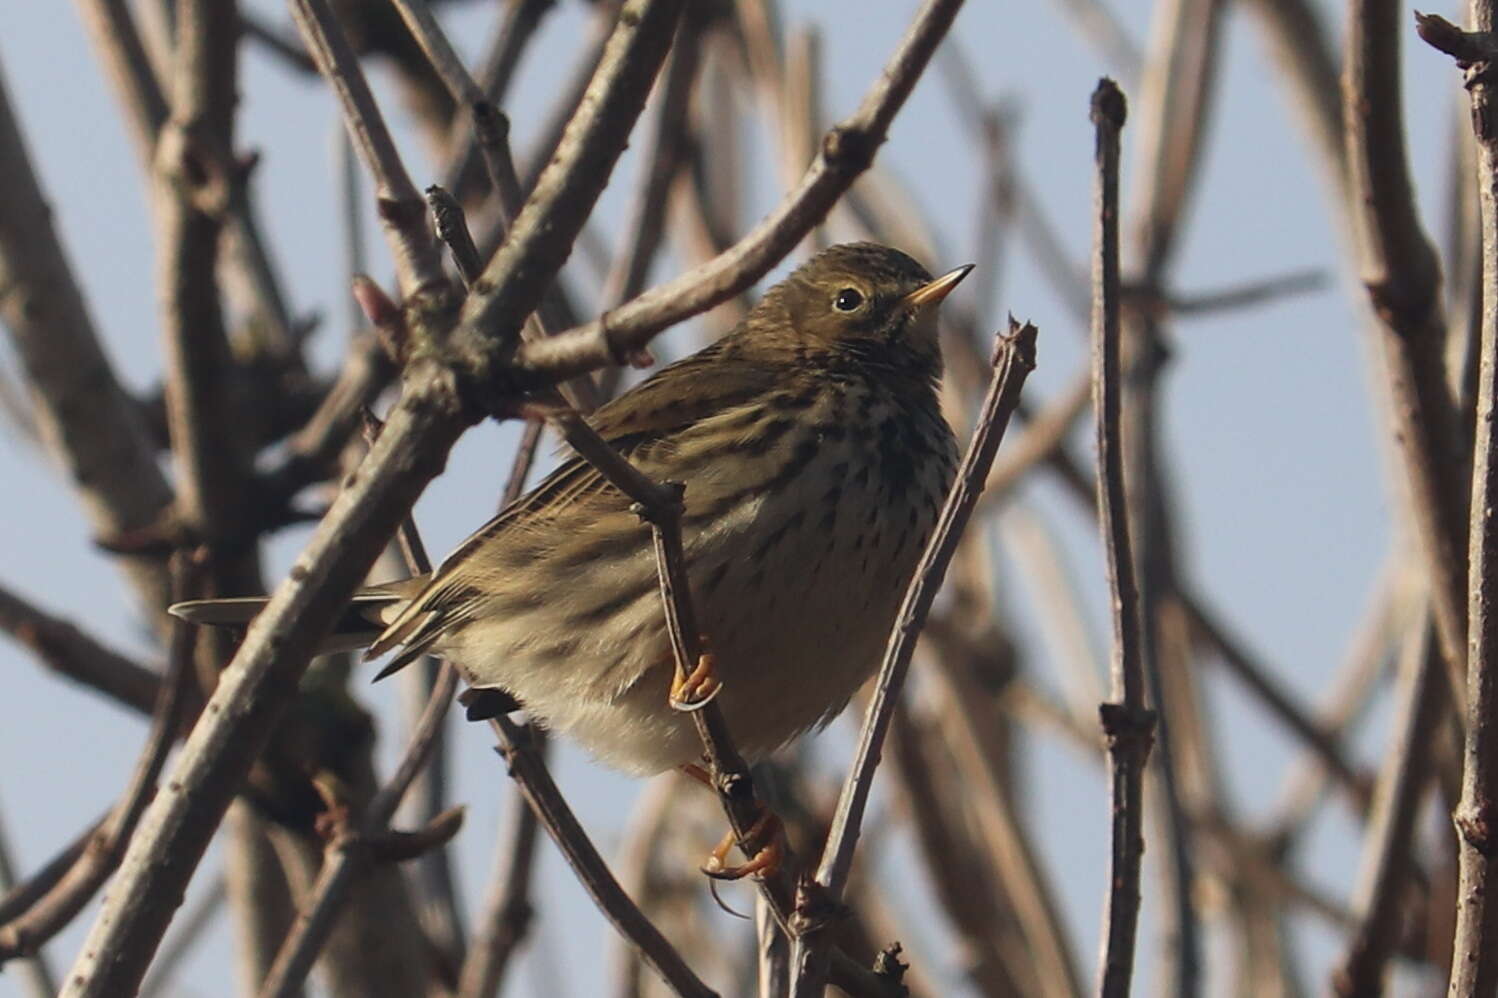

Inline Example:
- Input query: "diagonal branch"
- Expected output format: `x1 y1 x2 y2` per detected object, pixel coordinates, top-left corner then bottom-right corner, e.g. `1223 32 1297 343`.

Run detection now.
59 4 682 994
510 0 968 381
790 319 1038 997
1347 0 1466 712
0 561 195 965
0 58 174 611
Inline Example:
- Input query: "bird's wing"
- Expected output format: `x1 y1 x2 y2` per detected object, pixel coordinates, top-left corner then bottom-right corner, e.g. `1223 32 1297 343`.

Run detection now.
365 340 774 672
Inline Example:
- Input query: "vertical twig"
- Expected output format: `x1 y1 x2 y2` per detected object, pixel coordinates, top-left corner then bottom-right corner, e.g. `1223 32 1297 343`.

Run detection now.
1417 10 1498 995
0 811 58 997
1089 78 1156 998
1347 0 1466 713
1332 612 1442 995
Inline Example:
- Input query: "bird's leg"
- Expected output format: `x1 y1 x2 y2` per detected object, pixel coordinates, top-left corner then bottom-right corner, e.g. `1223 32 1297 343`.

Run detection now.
702 809 783 881
668 646 722 712
675 764 784 881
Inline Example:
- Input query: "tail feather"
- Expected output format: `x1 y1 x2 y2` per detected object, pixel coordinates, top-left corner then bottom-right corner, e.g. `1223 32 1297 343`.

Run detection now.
168 596 270 627
168 592 408 655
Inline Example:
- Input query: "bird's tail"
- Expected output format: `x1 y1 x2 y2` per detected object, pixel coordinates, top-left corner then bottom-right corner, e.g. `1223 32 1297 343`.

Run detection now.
169 585 420 656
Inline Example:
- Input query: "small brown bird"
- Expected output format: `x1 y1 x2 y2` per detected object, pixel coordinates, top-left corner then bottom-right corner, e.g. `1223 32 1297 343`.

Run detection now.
175 243 969 777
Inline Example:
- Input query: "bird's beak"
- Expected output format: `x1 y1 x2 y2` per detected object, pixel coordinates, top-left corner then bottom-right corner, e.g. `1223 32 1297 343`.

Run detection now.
903 264 975 309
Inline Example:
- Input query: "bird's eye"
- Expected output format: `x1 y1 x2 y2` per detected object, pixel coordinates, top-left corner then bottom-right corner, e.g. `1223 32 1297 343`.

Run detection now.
834 288 864 312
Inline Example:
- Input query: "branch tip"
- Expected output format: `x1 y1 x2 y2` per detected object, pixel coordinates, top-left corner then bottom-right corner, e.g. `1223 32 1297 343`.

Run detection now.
1090 78 1128 129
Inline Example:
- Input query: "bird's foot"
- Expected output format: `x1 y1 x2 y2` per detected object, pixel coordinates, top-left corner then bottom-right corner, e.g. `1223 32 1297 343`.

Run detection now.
669 648 722 712
702 808 783 881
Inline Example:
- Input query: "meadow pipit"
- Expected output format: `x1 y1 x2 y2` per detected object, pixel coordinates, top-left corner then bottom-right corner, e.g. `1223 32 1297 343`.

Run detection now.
176 242 970 777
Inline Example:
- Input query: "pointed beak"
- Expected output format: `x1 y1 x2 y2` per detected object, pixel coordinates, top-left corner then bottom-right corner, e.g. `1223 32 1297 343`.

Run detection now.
902 263 975 309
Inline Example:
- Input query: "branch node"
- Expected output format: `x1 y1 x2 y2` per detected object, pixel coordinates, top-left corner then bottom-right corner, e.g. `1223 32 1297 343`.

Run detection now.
1455 807 1498 856
1098 702 1157 753
872 942 910 991
822 125 876 173
1089 77 1128 129
789 877 847 938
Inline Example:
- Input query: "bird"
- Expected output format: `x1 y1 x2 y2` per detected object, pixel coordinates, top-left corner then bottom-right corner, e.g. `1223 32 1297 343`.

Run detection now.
173 242 969 785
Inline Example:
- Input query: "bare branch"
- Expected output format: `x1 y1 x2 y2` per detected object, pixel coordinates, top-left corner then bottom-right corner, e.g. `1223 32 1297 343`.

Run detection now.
1333 614 1443 995
256 675 462 998
59 4 681 991
0 562 194 965
487 713 718 998
1089 78 1155 998
287 0 447 296
1346 0 1466 711
456 731 545 998
792 319 1038 996
511 0 968 381
0 582 162 715
1429 5 1498 991
0 60 174 611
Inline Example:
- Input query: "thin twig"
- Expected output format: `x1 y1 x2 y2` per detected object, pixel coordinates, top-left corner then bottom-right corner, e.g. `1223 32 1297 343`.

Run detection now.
519 398 795 925
601 6 708 309
1161 267 1327 315
256 656 462 998
487 712 718 998
791 319 1038 996
1120 3 1229 986
439 0 558 199
455 729 546 998
0 811 58 997
389 0 527 216
1423 8 1498 993
287 0 447 297
1088 79 1155 998
1332 612 1442 995
0 582 163 716
0 561 195 964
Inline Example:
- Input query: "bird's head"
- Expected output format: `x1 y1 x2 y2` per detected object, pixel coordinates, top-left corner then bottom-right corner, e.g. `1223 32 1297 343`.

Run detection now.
750 242 973 380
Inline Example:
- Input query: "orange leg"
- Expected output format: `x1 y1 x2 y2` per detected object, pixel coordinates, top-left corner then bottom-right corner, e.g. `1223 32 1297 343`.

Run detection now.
675 765 785 881
702 810 783 881
678 762 713 787
669 650 722 712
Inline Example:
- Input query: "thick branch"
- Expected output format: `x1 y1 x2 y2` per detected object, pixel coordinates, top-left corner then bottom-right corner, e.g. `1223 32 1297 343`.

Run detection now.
1347 0 1466 710
0 62 174 610
59 4 680 991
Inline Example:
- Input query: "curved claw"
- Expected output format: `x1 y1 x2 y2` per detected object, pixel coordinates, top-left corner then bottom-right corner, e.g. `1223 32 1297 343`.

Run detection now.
669 651 723 712
701 811 782 881
706 879 752 919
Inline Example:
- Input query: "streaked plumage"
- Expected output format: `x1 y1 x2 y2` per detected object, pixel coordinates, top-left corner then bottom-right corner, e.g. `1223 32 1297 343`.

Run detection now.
175 243 966 775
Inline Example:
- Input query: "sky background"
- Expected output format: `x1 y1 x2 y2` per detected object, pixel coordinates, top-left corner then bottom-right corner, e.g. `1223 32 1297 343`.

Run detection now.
0 0 1454 994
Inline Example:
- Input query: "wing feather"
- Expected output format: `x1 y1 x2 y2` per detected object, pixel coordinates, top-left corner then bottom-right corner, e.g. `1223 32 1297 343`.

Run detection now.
365 340 775 669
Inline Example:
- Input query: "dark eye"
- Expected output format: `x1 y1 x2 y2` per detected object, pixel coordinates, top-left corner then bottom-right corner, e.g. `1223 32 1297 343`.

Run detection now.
834 288 864 312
